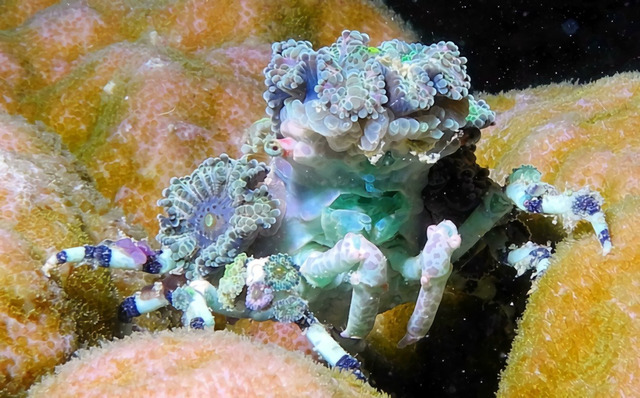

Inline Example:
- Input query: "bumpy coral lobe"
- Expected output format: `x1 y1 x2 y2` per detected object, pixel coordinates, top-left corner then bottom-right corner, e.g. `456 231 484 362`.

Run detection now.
0 114 123 396
28 330 387 398
475 72 640 397
0 0 59 30
227 319 317 358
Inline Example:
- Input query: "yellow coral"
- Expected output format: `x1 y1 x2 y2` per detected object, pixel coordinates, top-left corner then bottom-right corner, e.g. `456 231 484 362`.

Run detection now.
0 113 122 395
28 330 388 398
475 72 640 397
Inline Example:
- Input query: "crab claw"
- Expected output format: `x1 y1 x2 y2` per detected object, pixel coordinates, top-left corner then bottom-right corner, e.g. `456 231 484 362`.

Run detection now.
506 165 612 255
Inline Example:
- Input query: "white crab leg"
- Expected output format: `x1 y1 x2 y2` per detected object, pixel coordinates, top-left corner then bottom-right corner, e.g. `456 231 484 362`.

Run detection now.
506 166 612 255
42 239 177 277
119 283 171 322
398 220 461 348
300 232 388 339
303 319 365 380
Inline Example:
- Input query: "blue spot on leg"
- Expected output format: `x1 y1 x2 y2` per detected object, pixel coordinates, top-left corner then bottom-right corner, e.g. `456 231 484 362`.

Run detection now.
190 317 205 330
598 228 610 245
335 354 366 381
524 197 543 213
93 245 112 267
118 296 141 323
572 195 601 217
56 251 67 264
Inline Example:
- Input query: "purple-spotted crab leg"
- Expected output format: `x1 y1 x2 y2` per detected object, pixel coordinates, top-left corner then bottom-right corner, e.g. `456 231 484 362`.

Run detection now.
300 232 388 339
397 220 461 348
42 238 177 277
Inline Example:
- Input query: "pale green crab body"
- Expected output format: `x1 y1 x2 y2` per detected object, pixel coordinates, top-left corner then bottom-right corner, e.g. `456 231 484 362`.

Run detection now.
256 148 446 339
41 31 613 378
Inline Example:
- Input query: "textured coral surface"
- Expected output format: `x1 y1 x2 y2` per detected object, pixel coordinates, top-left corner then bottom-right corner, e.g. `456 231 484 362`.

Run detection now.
3 0 638 396
476 72 640 397
0 113 122 396
28 330 387 398
227 319 317 359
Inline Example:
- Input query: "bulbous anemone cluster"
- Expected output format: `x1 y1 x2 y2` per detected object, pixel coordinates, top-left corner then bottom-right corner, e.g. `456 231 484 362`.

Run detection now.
157 155 281 273
263 30 495 160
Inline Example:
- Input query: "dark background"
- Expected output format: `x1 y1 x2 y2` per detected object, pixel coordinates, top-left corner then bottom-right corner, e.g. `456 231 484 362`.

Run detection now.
359 2 640 396
386 0 640 93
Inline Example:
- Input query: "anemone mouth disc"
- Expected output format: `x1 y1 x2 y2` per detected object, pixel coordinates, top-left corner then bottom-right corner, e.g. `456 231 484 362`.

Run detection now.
190 194 234 248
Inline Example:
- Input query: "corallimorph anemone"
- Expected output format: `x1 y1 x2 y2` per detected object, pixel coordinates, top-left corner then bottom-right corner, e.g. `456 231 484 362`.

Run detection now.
272 296 308 323
157 155 281 273
245 282 274 311
264 253 300 291
263 30 493 160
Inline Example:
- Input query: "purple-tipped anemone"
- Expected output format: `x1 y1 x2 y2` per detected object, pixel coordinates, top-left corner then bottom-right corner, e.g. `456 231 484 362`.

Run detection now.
245 282 274 311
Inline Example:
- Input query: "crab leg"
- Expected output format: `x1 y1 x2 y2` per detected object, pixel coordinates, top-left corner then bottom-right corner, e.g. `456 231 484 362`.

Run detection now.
300 315 365 380
170 280 218 329
300 232 388 339
506 165 612 255
42 238 177 278
397 220 461 348
503 241 552 278
118 274 186 322
451 183 514 262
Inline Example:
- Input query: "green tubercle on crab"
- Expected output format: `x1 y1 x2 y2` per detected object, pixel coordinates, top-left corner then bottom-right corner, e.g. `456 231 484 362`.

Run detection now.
218 253 249 310
508 165 542 184
321 192 411 245
465 95 496 129
170 286 197 312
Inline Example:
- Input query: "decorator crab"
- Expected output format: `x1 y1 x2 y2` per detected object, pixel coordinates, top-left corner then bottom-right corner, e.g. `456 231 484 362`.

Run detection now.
43 31 611 378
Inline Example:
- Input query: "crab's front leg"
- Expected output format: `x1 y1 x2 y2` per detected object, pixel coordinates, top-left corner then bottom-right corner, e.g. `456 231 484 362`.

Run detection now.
42 238 177 277
397 220 461 348
300 233 388 339
506 165 612 255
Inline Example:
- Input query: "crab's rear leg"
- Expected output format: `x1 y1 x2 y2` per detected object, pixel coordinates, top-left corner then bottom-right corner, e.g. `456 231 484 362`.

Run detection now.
42 238 177 277
397 220 461 348
300 233 388 339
